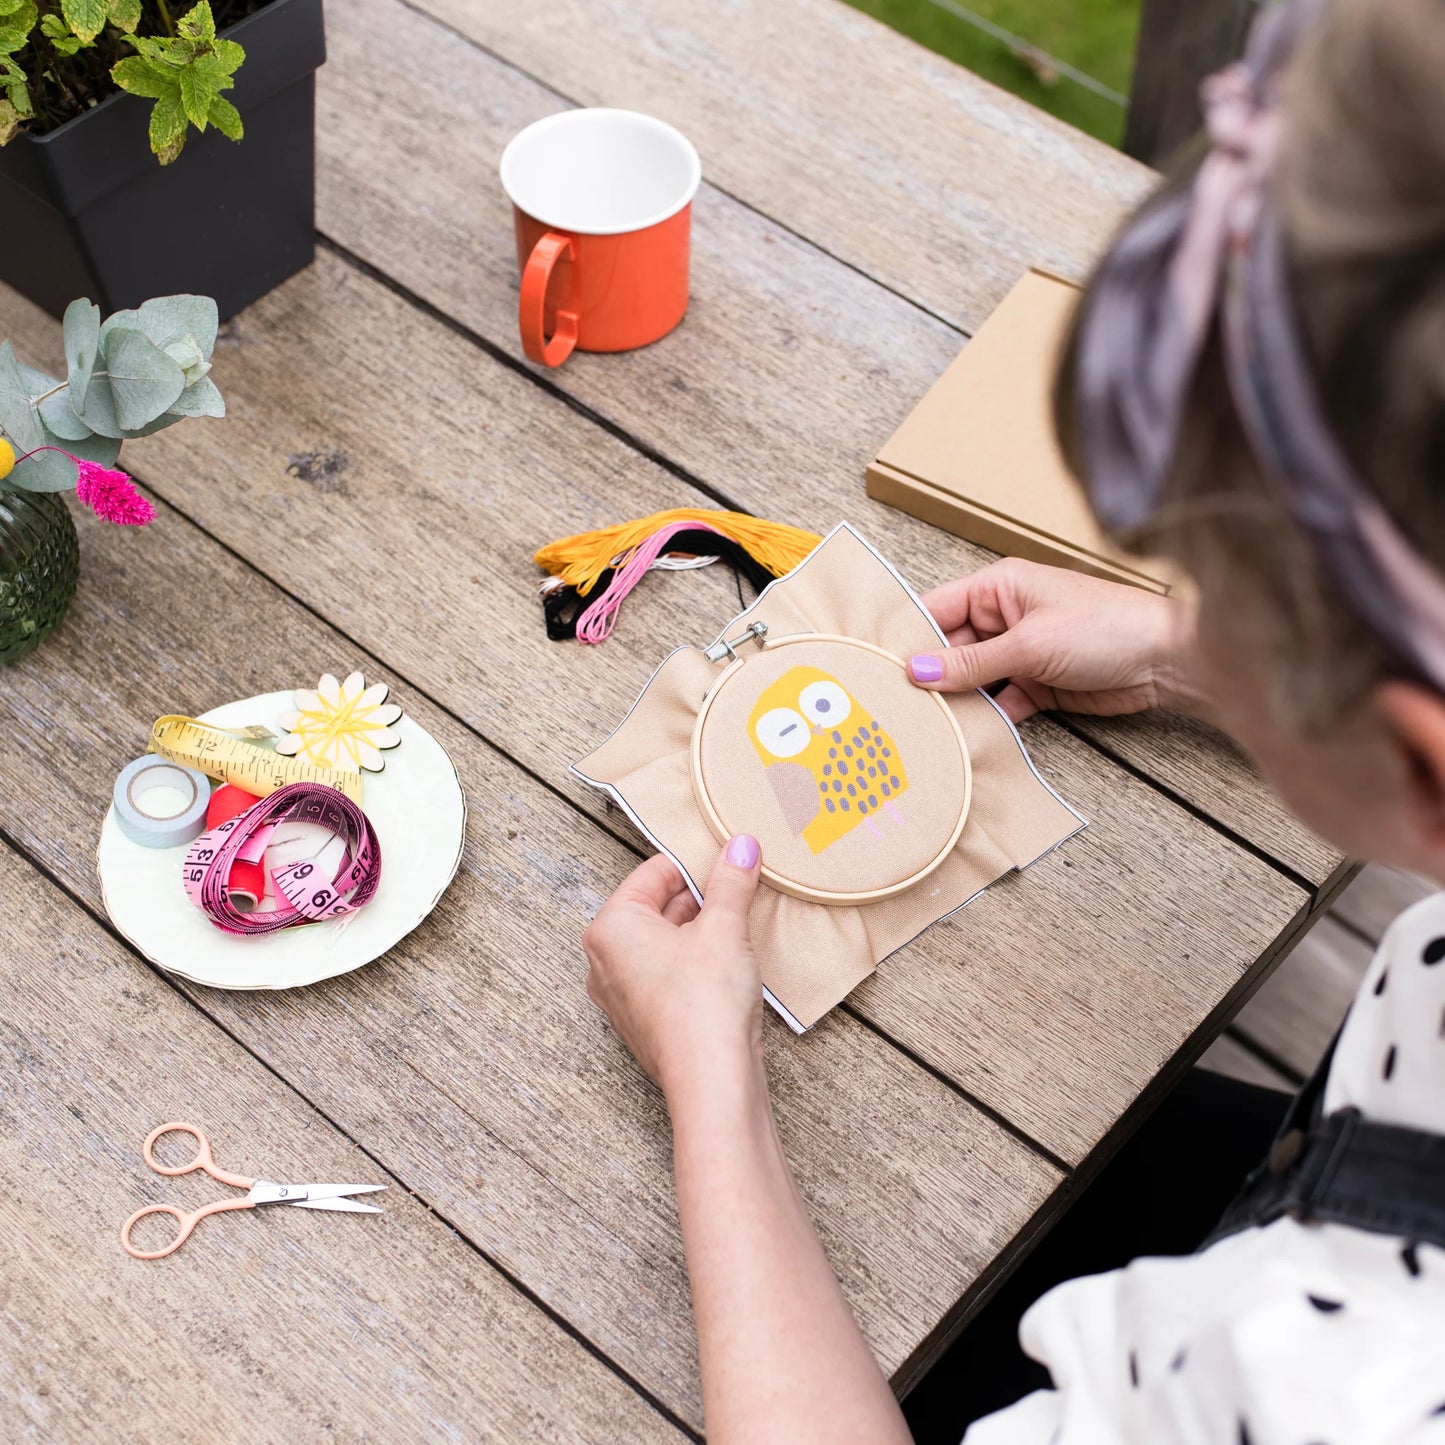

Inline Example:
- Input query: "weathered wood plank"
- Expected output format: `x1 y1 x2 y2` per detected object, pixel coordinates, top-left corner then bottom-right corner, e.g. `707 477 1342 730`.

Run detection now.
409 0 1153 333
1065 712 1344 889
0 844 685 1444
310 0 1339 892
0 496 1063 1428
0 252 1308 1166
1330 864 1433 944
1230 914 1372 1077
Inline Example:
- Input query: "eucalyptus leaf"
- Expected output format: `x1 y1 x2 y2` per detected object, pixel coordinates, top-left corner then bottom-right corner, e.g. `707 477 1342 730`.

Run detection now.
9 422 121 493
0 339 45 456
166 374 225 419
101 327 186 431
17 359 57 396
101 294 218 359
73 370 122 439
18 358 90 444
7 445 74 492
63 297 100 410
38 389 92 442
162 333 209 386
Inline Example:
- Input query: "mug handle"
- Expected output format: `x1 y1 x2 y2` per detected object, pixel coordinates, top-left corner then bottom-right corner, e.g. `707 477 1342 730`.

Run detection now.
519 232 579 367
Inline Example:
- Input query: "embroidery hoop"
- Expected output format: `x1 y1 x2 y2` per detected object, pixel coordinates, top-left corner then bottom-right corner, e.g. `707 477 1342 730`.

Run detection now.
689 631 972 904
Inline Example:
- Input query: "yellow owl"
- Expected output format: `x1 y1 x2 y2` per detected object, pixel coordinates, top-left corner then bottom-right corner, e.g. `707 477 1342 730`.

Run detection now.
748 665 908 854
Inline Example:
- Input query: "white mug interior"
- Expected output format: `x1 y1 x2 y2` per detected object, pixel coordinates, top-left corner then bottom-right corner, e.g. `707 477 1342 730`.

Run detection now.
500 108 701 236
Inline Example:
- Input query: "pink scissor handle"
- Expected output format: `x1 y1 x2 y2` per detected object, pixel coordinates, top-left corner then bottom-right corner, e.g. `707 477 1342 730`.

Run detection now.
141 1122 254 1189
120 1197 255 1259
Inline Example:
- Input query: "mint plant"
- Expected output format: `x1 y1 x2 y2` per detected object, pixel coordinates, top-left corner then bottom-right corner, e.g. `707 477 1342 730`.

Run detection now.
0 1 253 163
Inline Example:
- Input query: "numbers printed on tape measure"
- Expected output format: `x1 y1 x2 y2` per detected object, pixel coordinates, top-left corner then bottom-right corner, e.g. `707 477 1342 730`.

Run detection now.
148 716 364 803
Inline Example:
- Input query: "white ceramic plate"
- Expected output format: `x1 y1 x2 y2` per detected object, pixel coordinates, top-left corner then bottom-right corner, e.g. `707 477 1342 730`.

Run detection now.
98 691 467 989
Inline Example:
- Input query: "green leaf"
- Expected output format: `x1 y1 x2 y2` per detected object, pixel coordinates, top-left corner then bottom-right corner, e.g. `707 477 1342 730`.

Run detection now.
213 37 243 71
161 334 209 386
0 96 21 143
101 295 218 359
148 93 186 164
176 0 216 44
104 0 141 31
177 64 211 129
0 2 37 54
110 56 176 103
63 297 100 410
207 93 241 141
40 14 84 55
37 389 91 441
166 374 225 419
11 424 120 493
60 0 104 43
99 328 186 431
72 371 121 438
0 340 46 457
16 358 92 444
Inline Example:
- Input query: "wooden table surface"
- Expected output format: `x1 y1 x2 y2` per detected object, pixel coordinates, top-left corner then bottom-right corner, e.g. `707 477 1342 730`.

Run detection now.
1 1 1349 1438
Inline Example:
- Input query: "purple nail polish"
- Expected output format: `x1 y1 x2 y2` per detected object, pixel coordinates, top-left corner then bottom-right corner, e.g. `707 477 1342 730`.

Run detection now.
910 654 944 683
727 834 759 869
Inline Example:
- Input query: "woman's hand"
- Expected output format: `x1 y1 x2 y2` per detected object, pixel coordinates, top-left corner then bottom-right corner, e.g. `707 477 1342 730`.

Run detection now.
907 558 1203 722
583 837 763 1096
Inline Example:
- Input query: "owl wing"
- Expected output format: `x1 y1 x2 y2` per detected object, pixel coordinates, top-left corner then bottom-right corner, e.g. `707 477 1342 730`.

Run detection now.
765 762 823 836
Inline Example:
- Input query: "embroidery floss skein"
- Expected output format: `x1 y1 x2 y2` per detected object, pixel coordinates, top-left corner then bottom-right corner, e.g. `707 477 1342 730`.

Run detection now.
535 509 821 643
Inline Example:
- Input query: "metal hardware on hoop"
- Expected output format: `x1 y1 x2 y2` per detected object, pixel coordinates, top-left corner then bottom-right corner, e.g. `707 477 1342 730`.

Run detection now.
704 620 768 664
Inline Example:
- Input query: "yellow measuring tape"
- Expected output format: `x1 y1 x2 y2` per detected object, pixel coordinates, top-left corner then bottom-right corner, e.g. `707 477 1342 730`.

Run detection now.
148 716 364 804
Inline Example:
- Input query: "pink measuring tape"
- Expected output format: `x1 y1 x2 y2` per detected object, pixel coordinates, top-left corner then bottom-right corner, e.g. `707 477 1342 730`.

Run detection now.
182 783 381 935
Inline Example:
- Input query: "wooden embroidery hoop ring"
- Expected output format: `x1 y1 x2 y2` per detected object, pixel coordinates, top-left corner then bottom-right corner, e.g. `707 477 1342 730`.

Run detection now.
689 633 973 905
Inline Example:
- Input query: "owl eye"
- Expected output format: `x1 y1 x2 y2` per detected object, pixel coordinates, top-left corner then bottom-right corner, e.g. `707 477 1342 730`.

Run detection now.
755 707 810 759
799 680 851 727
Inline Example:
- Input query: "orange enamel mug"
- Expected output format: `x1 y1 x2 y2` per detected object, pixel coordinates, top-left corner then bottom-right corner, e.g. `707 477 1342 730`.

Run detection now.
500 108 702 367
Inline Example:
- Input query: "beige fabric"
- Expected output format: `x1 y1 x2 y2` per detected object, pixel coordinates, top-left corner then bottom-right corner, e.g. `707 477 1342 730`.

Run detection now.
574 525 1085 1029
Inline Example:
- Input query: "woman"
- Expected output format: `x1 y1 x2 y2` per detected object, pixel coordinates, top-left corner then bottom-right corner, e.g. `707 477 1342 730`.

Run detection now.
582 0 1445 1438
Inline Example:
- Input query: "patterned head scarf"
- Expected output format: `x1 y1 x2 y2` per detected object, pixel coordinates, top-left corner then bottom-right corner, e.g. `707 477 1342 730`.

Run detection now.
1073 0 1445 690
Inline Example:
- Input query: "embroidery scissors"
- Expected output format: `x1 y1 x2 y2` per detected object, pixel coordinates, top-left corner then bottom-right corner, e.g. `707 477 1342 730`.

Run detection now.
120 1122 386 1260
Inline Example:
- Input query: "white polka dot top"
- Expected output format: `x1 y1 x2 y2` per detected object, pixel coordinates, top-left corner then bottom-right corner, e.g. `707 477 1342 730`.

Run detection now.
964 892 1445 1445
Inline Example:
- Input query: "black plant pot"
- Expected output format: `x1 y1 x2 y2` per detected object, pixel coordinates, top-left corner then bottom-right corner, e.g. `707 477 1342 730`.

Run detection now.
0 0 326 321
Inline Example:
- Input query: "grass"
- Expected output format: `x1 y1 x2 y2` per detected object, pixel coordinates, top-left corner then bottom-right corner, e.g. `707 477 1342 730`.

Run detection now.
842 0 1141 147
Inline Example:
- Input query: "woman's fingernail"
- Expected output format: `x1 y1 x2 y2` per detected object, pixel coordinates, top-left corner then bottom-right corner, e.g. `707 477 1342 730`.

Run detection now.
910 654 944 683
727 833 760 869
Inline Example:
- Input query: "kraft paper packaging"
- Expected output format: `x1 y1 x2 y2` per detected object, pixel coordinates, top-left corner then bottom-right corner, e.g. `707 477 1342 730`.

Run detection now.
866 268 1179 595
574 524 1085 1031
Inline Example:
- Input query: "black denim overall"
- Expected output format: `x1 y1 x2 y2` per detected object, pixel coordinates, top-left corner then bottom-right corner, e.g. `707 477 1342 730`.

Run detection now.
1207 1021 1445 1251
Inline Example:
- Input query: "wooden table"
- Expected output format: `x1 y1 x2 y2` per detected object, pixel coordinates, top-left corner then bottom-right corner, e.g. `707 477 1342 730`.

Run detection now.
1 1 1349 1438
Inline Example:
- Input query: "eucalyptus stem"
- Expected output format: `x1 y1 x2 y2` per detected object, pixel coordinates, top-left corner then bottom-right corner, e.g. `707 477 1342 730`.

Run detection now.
30 378 68 406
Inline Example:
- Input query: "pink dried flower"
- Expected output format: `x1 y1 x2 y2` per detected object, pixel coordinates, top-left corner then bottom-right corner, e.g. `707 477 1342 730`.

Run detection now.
74 460 155 527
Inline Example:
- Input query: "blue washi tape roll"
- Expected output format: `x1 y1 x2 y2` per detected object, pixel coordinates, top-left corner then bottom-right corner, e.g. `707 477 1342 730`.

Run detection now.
112 755 212 849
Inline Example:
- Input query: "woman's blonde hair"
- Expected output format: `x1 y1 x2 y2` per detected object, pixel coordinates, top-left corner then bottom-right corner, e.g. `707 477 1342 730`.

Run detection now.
1055 0 1445 727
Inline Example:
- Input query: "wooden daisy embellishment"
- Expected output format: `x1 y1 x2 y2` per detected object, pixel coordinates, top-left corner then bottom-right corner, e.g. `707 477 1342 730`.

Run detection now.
276 672 403 773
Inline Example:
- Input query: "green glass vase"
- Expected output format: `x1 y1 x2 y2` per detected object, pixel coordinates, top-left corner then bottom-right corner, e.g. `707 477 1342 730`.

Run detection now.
0 489 79 665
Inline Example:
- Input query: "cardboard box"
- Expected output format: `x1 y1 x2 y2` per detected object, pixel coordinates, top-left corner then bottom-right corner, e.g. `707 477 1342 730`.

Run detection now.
866 268 1176 594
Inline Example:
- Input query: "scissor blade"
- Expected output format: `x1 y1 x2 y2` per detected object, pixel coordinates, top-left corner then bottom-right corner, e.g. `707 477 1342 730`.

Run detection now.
287 1196 383 1214
295 1182 388 1202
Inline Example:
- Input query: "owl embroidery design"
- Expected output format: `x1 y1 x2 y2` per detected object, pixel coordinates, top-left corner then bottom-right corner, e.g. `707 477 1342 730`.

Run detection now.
747 665 908 854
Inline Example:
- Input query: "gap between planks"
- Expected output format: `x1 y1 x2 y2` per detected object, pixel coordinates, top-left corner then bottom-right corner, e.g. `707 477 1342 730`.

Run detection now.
0 823 705 1443
315 230 1326 911
86 479 1079 1189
